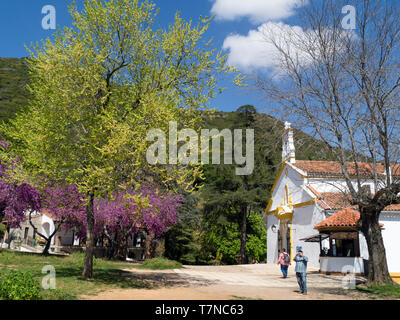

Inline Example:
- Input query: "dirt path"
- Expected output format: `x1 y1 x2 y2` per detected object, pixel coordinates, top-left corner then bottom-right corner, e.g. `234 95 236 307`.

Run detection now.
81 264 370 300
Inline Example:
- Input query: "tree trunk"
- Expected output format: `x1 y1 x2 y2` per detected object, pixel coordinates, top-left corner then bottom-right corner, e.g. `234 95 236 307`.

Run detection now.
42 237 52 255
150 237 157 258
144 231 155 260
238 205 248 264
41 224 63 256
359 207 393 285
114 234 128 261
83 193 95 279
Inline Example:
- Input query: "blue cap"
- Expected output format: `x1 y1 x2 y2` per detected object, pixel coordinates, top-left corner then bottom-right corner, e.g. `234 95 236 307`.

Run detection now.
296 246 302 252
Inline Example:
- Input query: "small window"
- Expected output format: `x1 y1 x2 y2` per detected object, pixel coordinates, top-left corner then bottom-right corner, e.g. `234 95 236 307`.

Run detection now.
331 239 356 257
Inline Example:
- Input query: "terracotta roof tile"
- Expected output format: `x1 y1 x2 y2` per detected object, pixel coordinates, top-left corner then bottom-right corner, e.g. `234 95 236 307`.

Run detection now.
319 192 355 210
317 192 400 212
383 204 400 211
314 208 360 230
306 185 321 198
306 186 330 210
294 160 400 178
314 207 385 230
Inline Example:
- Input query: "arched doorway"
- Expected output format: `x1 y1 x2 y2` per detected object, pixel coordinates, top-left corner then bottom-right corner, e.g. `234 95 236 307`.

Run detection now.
279 220 292 257
42 222 50 239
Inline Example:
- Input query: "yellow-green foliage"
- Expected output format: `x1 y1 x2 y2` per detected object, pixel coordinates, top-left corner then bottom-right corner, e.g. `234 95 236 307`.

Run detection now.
0 270 42 300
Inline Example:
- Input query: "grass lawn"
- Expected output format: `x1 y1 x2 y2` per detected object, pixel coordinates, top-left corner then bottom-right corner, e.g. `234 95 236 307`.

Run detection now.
356 283 400 299
0 249 182 300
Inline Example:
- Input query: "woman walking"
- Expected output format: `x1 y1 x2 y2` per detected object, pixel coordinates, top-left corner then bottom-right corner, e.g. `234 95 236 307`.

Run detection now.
277 248 291 278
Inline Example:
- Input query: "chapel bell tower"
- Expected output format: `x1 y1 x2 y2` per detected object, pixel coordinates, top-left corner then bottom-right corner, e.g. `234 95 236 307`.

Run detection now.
282 122 296 164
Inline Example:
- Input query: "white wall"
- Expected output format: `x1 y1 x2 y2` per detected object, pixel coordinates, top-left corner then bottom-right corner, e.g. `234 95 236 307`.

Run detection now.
358 232 369 260
320 257 365 274
41 214 56 245
380 212 400 273
308 178 376 194
292 205 326 268
270 164 308 210
267 214 280 264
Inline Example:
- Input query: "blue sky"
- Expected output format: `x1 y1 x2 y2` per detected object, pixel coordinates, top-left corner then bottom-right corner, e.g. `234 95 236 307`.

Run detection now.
0 0 322 113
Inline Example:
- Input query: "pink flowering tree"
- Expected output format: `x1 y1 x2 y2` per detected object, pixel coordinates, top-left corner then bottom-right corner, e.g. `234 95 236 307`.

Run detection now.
74 186 184 260
28 184 86 255
1 136 86 254
0 138 41 245
94 191 143 260
139 187 184 259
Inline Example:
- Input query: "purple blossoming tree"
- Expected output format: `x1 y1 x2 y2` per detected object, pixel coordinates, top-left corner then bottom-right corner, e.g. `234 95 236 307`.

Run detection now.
28 184 86 255
73 186 183 260
0 137 41 244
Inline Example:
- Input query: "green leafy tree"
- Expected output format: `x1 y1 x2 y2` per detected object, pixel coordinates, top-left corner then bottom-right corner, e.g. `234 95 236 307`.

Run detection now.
201 211 266 265
2 0 239 278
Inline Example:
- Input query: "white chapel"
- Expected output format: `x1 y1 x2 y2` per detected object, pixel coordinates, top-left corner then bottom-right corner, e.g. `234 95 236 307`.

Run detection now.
265 123 400 283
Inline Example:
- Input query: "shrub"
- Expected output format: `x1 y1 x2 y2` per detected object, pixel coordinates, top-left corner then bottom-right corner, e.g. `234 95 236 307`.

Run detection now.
138 258 182 270
154 240 165 258
0 271 42 300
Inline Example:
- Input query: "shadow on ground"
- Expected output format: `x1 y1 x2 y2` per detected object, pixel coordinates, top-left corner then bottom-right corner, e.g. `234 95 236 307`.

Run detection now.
53 266 216 290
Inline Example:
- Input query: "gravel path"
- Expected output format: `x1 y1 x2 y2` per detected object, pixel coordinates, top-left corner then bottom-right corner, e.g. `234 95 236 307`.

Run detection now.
81 264 370 300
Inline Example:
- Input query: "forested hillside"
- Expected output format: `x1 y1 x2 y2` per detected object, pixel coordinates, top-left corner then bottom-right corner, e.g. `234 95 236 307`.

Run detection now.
0 58 30 122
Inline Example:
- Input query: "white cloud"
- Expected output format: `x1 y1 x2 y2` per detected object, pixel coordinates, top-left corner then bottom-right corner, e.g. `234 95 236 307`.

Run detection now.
222 22 310 72
211 0 305 24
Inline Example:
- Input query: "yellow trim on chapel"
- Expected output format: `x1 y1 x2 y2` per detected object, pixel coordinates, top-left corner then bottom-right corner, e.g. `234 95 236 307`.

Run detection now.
274 209 293 221
268 162 307 200
266 198 316 215
287 165 307 179
293 198 317 208
282 156 295 163
265 198 273 213
269 164 286 195
278 218 294 260
284 185 289 205
290 216 294 260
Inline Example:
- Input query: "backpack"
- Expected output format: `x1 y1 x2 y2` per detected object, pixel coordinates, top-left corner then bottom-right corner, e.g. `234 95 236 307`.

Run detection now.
283 253 290 263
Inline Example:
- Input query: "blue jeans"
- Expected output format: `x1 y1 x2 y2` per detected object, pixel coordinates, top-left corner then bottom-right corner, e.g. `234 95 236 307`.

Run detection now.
296 272 307 293
281 265 288 278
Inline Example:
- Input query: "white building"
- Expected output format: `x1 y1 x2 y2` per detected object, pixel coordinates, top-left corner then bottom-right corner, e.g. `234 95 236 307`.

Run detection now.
5 210 78 252
265 122 400 283
5 210 145 259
